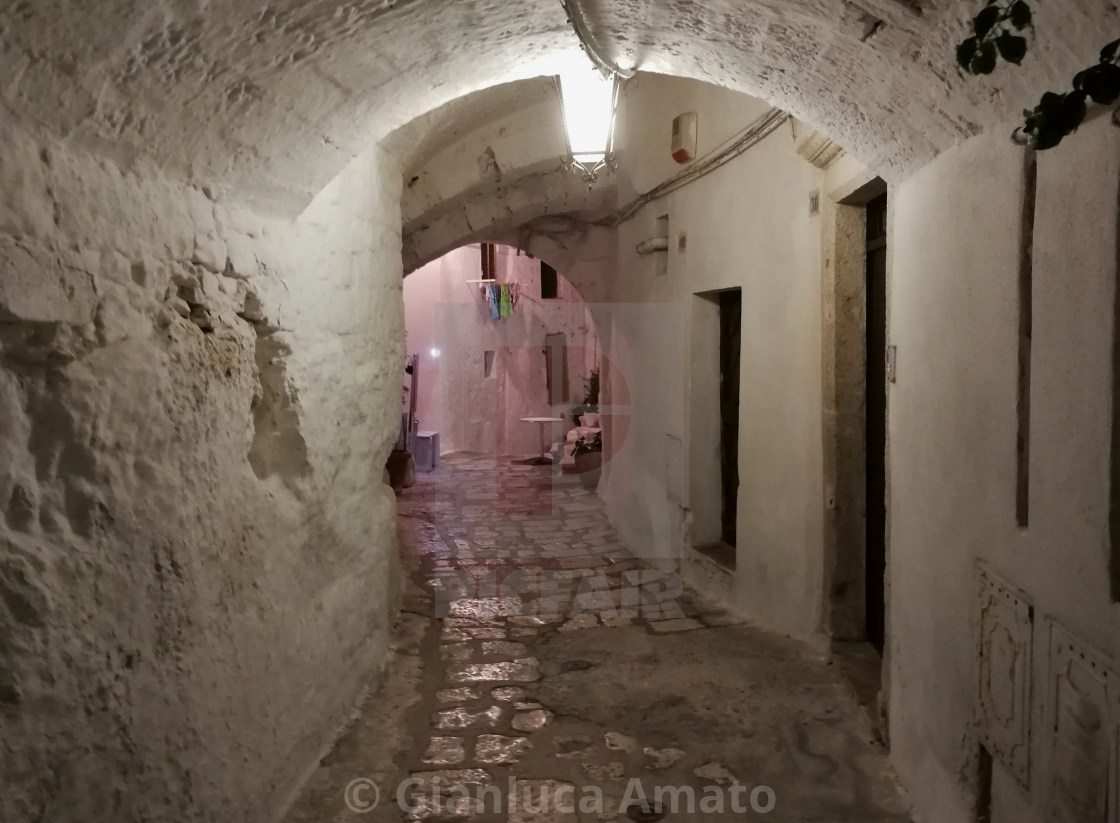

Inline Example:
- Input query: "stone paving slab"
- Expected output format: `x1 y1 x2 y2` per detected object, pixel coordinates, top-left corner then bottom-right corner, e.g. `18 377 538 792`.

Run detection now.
284 454 912 823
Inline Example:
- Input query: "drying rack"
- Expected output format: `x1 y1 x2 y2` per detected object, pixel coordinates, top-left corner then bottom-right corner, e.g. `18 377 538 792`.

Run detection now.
463 279 541 318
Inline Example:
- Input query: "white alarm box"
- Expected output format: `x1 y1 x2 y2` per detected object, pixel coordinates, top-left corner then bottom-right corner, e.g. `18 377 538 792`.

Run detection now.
672 112 698 164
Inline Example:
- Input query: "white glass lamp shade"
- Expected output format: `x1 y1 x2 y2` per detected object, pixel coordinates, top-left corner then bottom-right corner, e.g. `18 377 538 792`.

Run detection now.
559 68 618 178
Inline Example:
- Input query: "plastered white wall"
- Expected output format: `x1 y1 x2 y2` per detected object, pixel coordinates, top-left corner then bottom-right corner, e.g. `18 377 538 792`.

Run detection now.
888 116 1120 823
597 75 1120 822
600 75 826 636
0 123 405 823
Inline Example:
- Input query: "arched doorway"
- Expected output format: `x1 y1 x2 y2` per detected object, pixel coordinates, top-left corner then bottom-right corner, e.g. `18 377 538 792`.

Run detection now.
403 243 601 462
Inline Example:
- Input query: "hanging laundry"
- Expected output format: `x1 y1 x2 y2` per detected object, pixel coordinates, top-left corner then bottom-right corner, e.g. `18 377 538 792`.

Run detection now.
509 282 520 309
487 284 500 319
499 284 513 317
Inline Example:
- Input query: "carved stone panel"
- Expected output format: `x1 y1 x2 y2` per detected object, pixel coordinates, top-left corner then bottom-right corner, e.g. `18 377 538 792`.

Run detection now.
1044 623 1119 823
976 562 1034 788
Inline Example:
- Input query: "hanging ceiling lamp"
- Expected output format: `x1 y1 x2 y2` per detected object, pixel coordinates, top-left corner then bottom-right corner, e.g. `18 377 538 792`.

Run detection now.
558 67 620 184
557 0 635 185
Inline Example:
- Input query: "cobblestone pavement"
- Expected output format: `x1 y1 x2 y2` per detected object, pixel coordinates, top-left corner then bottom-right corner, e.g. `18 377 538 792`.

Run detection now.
285 454 911 823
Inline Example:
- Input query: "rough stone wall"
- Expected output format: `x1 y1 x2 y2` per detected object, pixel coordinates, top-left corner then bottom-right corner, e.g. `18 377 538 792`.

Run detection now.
0 124 404 822
398 92 569 229
394 83 618 274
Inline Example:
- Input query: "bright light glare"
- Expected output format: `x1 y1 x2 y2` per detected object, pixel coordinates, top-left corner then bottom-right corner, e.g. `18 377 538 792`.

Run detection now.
559 68 615 160
430 348 441 358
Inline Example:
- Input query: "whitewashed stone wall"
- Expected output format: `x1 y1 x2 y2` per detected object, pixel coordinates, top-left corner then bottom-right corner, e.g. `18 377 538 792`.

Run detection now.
0 123 405 822
598 76 827 635
889 116 1120 823
5 0 1115 216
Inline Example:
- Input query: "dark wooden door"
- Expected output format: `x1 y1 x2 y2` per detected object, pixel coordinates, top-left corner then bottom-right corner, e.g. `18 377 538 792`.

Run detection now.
719 290 742 547
544 333 568 404
865 194 888 654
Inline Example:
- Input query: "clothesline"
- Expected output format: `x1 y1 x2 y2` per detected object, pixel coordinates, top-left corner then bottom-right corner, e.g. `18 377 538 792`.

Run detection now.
463 279 545 308
464 280 542 297
470 279 522 319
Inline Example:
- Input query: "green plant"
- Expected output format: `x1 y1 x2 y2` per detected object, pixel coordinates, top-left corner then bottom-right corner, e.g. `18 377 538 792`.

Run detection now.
584 368 600 406
573 431 603 457
570 367 600 418
1015 41 1120 149
956 0 1032 76
956 1 1120 150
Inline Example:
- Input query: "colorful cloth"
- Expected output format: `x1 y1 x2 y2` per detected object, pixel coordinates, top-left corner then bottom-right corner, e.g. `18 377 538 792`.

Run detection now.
499 284 513 317
487 284 500 319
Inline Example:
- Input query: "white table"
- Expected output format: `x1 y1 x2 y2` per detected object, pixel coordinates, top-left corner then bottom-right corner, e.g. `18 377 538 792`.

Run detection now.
520 417 563 465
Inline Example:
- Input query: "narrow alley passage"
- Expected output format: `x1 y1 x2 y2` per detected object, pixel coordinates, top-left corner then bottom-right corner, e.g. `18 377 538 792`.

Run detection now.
284 455 910 823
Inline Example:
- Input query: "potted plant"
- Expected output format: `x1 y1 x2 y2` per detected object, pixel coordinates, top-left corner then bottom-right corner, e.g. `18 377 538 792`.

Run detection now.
569 368 600 421
571 431 603 488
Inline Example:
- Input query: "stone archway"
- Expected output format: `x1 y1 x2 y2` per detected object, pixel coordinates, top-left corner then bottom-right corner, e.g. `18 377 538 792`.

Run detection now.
5 1 1112 216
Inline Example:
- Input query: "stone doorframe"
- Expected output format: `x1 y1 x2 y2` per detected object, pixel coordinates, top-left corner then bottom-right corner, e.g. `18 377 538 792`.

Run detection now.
811 142 892 737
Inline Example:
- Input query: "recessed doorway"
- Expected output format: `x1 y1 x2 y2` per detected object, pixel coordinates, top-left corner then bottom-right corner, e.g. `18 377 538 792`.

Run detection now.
719 289 742 549
823 176 889 740
687 288 742 572
865 192 888 655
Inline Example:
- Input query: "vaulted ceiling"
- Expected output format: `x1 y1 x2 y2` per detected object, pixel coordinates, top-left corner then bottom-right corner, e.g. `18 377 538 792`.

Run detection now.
2 0 1112 215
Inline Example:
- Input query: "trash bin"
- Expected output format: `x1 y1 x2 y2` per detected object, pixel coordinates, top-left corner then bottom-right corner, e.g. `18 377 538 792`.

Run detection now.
415 431 440 472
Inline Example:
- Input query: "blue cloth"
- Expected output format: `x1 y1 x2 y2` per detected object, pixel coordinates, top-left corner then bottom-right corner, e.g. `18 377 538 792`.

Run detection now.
488 284 500 319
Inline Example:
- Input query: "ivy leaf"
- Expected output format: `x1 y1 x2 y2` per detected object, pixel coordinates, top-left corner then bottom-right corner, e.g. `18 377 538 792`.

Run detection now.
996 33 1028 65
1102 38 1120 63
957 37 979 70
1024 95 1064 150
970 41 998 75
1009 1 1032 30
1034 92 1065 117
1059 90 1088 134
1080 63 1120 105
1032 124 1065 151
1021 91 1065 149
974 5 1003 38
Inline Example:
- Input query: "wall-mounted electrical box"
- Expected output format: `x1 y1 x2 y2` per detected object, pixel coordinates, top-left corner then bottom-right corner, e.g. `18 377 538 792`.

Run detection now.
672 112 698 164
